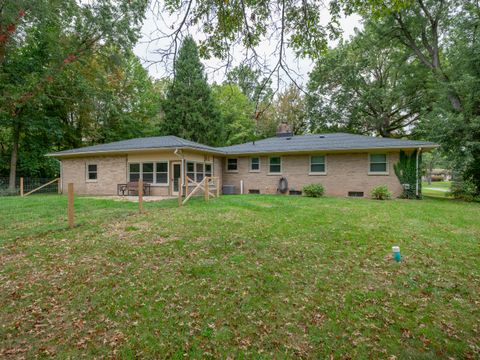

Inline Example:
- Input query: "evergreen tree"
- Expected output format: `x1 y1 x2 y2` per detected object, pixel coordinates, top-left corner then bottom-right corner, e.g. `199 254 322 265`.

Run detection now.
161 37 222 145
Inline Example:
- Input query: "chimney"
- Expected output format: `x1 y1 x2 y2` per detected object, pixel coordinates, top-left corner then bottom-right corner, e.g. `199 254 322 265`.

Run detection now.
276 122 293 137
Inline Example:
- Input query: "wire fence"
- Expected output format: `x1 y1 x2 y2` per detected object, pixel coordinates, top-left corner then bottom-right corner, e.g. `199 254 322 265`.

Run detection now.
0 177 59 196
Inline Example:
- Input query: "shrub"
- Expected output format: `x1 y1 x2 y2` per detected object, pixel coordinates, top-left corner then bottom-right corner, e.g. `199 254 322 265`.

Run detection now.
303 183 325 197
450 178 478 202
371 185 392 200
394 150 421 199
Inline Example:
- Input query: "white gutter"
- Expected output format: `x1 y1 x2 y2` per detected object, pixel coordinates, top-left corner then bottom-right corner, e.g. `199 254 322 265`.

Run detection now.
416 147 422 197
223 144 439 156
46 146 225 158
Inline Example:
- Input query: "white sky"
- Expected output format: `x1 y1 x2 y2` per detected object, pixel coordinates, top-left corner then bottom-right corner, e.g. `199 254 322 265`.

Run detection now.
133 4 362 87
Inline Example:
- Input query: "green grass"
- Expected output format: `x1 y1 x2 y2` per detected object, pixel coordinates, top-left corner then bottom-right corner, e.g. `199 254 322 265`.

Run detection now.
1 194 479 358
422 181 452 198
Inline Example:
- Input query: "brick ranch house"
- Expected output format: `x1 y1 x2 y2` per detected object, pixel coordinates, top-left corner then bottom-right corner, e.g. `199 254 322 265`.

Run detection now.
48 128 437 198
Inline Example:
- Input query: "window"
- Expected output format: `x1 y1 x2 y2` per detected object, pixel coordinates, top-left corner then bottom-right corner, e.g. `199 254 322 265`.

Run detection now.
186 161 212 182
155 162 168 184
142 163 154 183
129 163 140 181
369 154 388 173
310 155 326 174
129 162 169 184
268 157 282 174
250 157 260 172
187 162 195 181
227 158 238 172
196 163 204 182
86 164 97 181
205 163 212 177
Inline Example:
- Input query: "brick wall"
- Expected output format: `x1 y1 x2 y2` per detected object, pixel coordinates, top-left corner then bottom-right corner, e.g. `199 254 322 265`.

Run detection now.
60 151 224 196
61 156 127 195
222 152 403 197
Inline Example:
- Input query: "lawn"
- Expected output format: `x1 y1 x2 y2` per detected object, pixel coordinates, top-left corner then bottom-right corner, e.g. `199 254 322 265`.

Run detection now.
422 181 451 198
1 194 479 358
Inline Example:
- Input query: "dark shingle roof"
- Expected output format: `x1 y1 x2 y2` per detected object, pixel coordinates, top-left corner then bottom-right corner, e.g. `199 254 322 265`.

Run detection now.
48 136 223 157
219 133 437 154
49 133 437 158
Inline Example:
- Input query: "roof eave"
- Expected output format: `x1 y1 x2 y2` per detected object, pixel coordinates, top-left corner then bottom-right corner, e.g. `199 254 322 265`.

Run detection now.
222 144 439 155
47 146 226 158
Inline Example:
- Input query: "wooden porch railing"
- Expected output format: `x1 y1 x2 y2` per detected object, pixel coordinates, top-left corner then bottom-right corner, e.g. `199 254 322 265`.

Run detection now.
180 176 220 206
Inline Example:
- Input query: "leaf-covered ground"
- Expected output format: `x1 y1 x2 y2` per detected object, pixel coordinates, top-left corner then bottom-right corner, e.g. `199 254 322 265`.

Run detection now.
1 195 479 358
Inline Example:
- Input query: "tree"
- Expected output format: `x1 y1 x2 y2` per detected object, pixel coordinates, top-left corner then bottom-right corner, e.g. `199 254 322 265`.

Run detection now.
212 84 256 145
0 0 148 189
225 64 278 139
274 85 308 135
226 65 273 106
362 0 480 192
0 46 162 180
422 149 448 184
307 23 431 137
161 37 222 146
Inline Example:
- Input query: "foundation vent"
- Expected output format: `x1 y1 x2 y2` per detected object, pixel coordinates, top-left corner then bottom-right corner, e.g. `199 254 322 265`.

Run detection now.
348 191 364 198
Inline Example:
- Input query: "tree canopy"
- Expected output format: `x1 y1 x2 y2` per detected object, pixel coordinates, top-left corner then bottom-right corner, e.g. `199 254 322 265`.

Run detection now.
161 37 223 146
307 22 432 137
0 0 148 188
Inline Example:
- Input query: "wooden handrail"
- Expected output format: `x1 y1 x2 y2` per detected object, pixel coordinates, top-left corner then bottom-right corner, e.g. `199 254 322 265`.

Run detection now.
24 178 60 197
181 176 220 206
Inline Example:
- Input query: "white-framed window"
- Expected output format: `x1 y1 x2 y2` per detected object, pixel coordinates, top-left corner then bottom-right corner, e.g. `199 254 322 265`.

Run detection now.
369 154 388 174
186 161 195 181
142 163 154 183
186 161 213 182
268 157 282 174
129 163 140 181
128 161 169 184
86 163 97 181
227 158 238 172
250 157 260 172
310 155 326 174
155 162 168 184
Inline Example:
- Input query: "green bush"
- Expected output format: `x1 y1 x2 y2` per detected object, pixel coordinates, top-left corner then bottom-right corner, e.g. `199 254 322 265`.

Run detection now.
394 150 421 199
303 183 325 197
450 178 479 202
371 185 392 200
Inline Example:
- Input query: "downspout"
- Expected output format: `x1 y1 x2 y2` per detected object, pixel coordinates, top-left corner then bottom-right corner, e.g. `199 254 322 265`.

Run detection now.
416 147 422 197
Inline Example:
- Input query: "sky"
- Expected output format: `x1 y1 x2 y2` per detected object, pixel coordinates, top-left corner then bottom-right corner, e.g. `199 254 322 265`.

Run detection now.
133 4 362 87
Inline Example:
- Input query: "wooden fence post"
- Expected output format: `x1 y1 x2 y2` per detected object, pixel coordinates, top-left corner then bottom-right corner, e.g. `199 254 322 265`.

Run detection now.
205 177 209 201
68 183 74 229
216 177 220 197
178 177 182 207
20 177 24 197
58 178 61 194
138 179 144 214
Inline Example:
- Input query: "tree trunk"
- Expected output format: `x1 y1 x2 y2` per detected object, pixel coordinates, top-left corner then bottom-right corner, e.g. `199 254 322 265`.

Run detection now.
8 122 21 191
